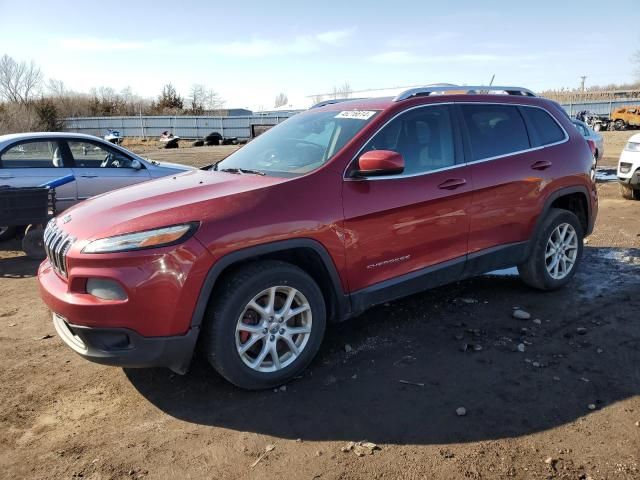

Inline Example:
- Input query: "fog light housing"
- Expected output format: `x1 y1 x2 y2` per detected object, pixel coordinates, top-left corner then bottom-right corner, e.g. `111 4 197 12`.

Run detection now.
619 162 632 174
86 278 127 301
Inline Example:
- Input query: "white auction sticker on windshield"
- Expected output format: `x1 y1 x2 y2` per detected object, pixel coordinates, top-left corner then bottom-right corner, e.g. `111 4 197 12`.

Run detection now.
335 110 376 120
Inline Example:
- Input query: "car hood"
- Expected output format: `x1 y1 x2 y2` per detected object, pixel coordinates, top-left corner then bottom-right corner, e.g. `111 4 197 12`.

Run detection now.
59 169 288 241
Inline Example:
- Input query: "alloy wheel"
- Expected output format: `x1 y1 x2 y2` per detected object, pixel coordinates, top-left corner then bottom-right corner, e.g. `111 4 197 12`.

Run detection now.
235 286 312 373
545 223 578 280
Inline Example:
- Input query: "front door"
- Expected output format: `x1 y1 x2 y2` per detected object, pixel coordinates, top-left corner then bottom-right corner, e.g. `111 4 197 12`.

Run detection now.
342 104 471 294
65 140 151 200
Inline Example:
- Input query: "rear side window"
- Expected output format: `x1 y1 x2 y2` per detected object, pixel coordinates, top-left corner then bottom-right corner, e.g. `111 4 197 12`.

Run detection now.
460 105 530 161
521 107 566 146
0 141 64 168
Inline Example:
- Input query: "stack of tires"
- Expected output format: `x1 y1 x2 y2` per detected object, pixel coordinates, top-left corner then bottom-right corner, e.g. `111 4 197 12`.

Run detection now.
204 132 223 146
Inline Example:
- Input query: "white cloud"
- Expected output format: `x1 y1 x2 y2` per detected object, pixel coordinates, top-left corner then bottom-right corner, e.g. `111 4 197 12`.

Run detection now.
316 28 354 45
59 38 151 51
369 50 531 64
206 28 354 57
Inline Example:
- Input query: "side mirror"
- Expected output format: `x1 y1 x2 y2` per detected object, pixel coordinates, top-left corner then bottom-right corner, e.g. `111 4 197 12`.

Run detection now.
130 159 142 170
355 150 404 177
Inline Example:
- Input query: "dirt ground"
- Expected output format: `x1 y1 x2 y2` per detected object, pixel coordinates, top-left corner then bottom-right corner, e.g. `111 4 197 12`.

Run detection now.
0 132 639 479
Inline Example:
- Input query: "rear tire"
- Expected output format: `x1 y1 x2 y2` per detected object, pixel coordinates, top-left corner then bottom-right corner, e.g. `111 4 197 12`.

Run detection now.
518 209 583 291
201 260 326 390
614 119 626 131
620 183 640 200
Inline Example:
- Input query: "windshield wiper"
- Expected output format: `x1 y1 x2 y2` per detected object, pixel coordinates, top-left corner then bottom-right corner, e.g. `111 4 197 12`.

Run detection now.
217 167 266 176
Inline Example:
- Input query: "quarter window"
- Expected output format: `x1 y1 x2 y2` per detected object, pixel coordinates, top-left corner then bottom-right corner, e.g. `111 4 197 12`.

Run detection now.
360 105 456 175
460 105 530 160
522 107 566 146
0 141 64 168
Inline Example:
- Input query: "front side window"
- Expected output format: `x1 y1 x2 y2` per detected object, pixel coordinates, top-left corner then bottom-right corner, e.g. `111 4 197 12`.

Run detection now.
67 141 135 168
461 104 530 160
359 105 456 175
214 110 379 177
522 107 566 146
0 140 64 168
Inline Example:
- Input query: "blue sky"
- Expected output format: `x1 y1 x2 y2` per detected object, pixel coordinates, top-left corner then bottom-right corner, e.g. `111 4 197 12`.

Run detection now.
1 0 638 110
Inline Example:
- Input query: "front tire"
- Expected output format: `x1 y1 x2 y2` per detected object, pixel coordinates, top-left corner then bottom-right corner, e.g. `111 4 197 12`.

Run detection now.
518 209 584 291
201 260 326 390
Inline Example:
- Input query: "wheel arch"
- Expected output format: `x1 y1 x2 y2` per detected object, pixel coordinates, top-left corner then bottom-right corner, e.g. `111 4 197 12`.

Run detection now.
534 186 592 243
190 239 351 331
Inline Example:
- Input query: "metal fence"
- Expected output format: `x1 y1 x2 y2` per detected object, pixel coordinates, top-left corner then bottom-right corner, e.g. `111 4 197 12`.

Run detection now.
64 97 640 138
559 98 639 117
64 114 295 139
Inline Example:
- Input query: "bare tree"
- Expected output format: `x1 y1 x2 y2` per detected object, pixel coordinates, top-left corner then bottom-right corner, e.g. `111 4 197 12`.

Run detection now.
188 84 224 113
47 78 67 98
274 92 288 108
336 81 352 98
0 54 43 104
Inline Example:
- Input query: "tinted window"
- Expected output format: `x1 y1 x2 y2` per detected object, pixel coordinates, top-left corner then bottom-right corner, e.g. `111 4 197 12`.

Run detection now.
67 141 134 168
523 107 566 146
0 141 64 168
361 105 455 175
461 105 530 160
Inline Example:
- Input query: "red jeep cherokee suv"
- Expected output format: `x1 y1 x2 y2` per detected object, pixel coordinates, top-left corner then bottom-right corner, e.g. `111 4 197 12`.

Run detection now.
38 85 598 389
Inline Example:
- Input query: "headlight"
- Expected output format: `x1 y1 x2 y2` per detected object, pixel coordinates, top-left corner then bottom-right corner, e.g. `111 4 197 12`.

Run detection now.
82 223 198 254
624 142 640 152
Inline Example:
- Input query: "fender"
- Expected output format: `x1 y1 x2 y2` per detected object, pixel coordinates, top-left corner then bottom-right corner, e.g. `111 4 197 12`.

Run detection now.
190 238 351 329
529 185 593 255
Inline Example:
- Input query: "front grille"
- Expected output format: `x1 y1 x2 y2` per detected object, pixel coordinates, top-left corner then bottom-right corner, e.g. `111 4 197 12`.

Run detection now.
44 219 75 277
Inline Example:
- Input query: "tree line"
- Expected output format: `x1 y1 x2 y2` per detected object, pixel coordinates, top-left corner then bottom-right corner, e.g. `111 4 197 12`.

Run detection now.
0 54 224 134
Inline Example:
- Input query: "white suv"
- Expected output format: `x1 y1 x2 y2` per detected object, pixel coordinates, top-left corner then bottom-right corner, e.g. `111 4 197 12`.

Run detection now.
618 132 640 200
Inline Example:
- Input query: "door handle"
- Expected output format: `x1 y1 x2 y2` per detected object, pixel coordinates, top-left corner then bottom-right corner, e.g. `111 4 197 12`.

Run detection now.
80 174 98 178
531 160 552 170
438 178 467 190
0 175 14 179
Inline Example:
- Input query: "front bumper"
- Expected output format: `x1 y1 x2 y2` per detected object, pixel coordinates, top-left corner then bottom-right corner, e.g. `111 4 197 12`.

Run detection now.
52 312 198 374
618 169 640 188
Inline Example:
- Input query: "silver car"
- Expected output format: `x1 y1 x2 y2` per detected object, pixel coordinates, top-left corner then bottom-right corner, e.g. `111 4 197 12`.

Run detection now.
572 119 604 161
0 132 192 240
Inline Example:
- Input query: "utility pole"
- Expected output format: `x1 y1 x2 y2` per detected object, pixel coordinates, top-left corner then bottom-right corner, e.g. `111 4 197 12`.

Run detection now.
580 76 587 92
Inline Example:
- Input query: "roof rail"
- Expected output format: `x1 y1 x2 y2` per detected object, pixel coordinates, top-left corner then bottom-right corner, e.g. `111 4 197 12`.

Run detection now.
394 85 536 101
310 98 363 109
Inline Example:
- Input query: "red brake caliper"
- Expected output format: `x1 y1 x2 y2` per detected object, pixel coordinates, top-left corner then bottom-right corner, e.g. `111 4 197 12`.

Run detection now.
240 310 258 343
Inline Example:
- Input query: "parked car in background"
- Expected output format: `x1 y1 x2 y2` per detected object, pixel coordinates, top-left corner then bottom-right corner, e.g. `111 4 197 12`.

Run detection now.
572 119 604 160
37 85 598 390
611 106 640 130
0 132 192 240
617 132 640 200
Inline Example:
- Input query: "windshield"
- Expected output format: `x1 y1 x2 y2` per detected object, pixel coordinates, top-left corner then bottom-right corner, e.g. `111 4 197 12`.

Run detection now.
214 110 379 177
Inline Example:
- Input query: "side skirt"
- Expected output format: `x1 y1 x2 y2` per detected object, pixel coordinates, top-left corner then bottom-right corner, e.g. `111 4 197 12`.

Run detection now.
346 241 529 319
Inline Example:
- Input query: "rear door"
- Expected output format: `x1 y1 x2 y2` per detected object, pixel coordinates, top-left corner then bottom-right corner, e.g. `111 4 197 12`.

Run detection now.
342 104 472 293
458 103 566 257
0 139 76 210
65 140 151 200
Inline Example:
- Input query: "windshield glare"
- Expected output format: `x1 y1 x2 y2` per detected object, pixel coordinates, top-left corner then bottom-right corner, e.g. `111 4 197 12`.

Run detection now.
214 110 379 176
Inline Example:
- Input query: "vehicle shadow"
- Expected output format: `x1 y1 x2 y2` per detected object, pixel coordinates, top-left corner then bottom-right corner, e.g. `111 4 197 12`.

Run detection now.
122 246 639 444
0 239 39 278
